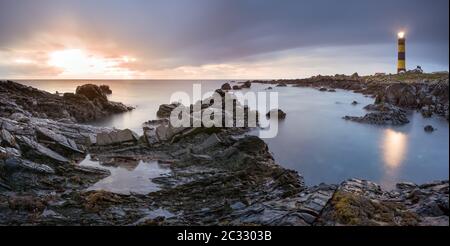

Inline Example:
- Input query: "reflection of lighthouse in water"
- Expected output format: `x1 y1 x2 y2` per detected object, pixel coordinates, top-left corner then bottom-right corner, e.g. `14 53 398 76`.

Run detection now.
397 32 406 73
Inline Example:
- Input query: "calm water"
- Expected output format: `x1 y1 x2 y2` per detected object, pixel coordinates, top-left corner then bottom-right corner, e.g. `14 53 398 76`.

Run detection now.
79 154 171 195
19 80 449 189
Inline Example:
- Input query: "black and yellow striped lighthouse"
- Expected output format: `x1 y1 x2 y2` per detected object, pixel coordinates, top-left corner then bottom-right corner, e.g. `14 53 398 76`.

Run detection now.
397 32 406 73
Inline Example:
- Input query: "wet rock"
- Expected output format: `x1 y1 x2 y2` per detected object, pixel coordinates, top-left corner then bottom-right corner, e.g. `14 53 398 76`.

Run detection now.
220 83 231 90
232 85 241 90
328 89 336 92
351 101 359 105
424 125 435 132
319 87 328 91
96 129 139 146
266 87 273 90
276 82 287 87
266 109 286 120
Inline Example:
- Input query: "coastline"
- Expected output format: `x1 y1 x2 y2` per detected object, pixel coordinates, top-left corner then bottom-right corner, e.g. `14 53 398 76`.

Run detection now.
0 76 448 226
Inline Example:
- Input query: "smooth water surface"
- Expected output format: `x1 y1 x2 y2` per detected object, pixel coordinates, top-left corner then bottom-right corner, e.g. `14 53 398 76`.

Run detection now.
20 80 449 189
79 154 171 194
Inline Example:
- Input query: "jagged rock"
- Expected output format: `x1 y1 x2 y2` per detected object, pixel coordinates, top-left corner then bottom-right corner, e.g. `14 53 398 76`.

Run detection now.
96 129 139 146
220 83 231 90
266 109 287 120
99 85 112 95
343 103 409 125
157 103 181 118
193 133 221 153
9 112 30 123
1 81 132 123
3 157 54 174
375 83 417 108
16 135 69 163
36 127 83 154
1 129 16 147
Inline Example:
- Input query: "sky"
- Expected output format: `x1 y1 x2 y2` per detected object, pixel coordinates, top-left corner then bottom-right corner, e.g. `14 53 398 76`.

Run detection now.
0 0 448 79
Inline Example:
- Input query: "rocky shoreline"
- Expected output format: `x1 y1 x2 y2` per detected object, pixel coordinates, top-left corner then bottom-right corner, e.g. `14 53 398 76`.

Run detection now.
251 72 449 126
0 79 448 226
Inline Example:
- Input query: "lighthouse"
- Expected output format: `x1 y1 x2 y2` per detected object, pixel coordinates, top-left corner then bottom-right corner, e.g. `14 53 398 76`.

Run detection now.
397 32 406 73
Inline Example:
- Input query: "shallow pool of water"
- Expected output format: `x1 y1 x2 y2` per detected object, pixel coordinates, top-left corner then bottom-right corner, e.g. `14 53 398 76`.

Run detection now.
79 154 171 194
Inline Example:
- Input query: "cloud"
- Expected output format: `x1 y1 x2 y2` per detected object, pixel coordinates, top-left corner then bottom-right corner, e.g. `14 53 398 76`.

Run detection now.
0 0 448 79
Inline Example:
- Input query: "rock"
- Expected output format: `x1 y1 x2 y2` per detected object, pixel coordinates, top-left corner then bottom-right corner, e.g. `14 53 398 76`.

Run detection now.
1 129 16 147
420 106 433 118
266 87 273 90
328 89 336 92
96 129 139 146
375 83 417 108
75 84 107 102
193 133 222 153
266 109 287 120
351 72 359 78
319 87 328 91
9 112 30 123
36 127 83 154
351 101 358 105
221 83 231 90
16 135 69 163
396 182 418 190
344 103 409 125
99 85 112 95
276 82 287 87
3 157 54 174
157 103 181 118
232 85 241 90
1 81 131 123
424 125 435 132
241 81 251 89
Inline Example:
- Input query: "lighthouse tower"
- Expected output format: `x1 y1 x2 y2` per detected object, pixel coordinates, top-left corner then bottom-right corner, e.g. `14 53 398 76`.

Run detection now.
397 32 406 73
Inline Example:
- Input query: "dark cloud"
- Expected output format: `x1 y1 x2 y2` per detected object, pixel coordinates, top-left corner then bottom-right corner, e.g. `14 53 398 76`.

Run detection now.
0 0 448 77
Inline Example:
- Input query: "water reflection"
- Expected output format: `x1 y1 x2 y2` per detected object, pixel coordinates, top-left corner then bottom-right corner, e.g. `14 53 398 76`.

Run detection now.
79 155 171 195
380 129 408 188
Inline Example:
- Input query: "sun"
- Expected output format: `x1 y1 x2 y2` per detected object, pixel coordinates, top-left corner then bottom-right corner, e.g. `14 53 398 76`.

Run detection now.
47 49 137 78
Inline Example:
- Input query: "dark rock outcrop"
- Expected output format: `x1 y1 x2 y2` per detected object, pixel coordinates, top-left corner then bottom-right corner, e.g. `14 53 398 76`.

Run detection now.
343 103 409 125
266 109 287 120
220 83 231 90
1 81 132 123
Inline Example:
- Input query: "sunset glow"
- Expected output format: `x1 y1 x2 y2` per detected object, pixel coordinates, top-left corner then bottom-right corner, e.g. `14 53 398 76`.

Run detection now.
47 49 137 78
